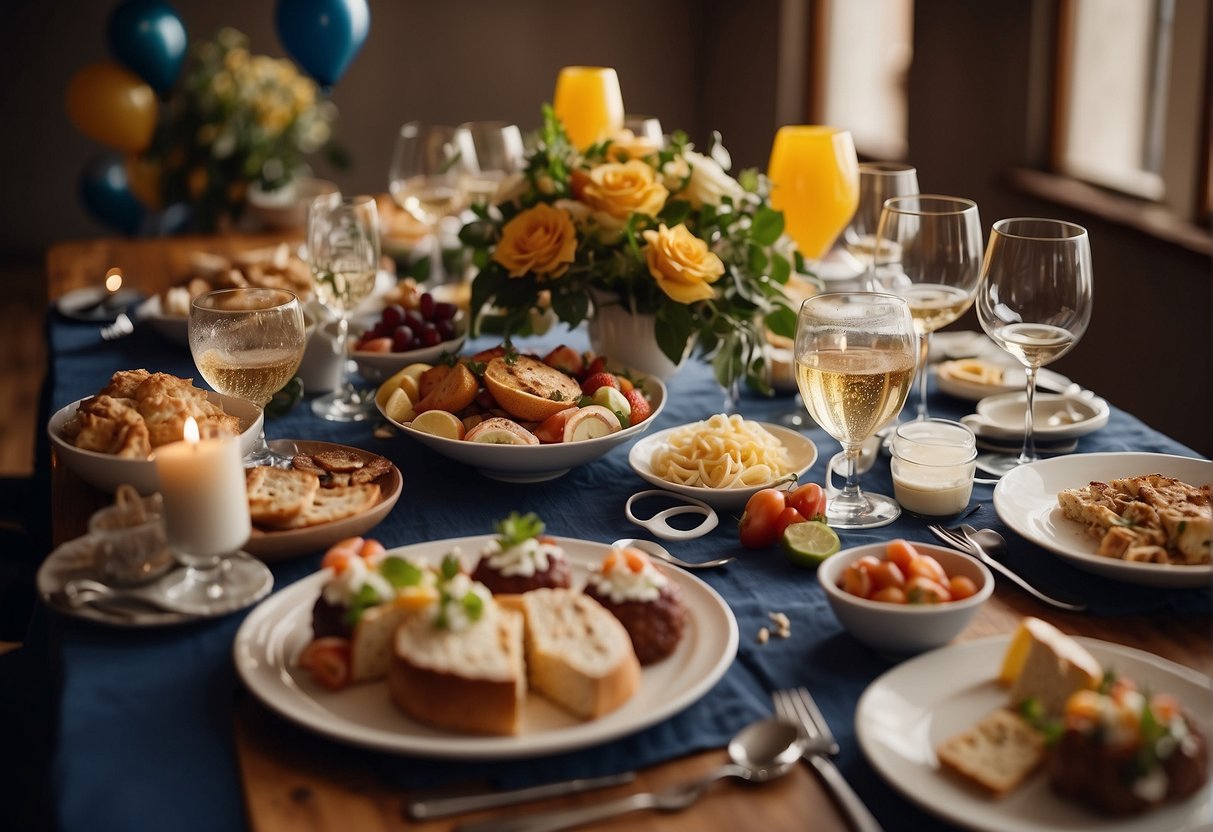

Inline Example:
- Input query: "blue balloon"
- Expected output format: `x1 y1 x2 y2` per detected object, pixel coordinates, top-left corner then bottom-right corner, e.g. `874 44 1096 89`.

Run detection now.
79 154 146 236
275 0 370 87
107 0 188 95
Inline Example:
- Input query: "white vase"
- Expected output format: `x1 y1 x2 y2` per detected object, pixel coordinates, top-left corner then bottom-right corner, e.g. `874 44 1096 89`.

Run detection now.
586 294 690 380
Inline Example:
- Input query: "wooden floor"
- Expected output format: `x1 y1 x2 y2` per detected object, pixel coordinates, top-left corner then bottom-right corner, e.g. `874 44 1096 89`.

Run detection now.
0 262 47 477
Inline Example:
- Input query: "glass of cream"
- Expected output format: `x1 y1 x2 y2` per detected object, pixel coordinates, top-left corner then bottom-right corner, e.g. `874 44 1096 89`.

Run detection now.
890 419 977 516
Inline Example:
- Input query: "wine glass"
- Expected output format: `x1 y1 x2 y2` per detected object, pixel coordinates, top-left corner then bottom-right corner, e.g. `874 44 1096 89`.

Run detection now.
767 126 860 264
306 193 381 422
976 218 1093 474
458 121 525 207
871 195 983 422
624 114 665 147
844 162 919 273
188 287 306 464
389 122 473 284
552 65 625 149
795 293 917 529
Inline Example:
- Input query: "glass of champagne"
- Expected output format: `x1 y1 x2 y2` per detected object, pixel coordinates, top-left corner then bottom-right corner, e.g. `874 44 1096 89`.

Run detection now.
871 195 983 422
552 66 625 149
976 218 1093 474
795 293 918 529
307 193 381 422
457 121 525 207
189 287 306 465
389 122 473 284
844 162 919 273
767 126 860 264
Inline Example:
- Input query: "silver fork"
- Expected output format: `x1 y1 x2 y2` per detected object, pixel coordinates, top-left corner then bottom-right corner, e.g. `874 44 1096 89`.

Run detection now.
926 524 1086 611
773 687 884 832
100 312 134 341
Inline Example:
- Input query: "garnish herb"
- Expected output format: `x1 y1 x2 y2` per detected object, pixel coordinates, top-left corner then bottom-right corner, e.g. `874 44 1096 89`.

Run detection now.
496 512 544 549
380 556 423 588
343 584 382 626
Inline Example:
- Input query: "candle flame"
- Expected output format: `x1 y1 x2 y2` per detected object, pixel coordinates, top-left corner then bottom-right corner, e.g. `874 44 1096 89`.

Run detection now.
105 267 123 294
183 416 199 444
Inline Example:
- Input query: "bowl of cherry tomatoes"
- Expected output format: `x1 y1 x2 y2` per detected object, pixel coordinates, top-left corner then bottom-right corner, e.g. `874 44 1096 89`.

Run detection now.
818 539 993 654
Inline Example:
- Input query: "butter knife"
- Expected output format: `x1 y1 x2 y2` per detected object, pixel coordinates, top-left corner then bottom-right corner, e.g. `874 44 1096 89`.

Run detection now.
407 772 636 820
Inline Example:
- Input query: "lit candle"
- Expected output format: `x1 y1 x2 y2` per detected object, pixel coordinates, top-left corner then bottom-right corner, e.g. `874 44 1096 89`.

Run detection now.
153 417 250 562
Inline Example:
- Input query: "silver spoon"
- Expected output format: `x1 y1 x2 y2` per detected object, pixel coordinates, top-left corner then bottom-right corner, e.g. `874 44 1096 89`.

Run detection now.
61 578 187 614
458 718 812 832
959 525 1088 612
611 538 735 570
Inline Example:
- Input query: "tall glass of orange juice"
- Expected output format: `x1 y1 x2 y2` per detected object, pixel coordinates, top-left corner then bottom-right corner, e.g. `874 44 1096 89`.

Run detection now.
768 126 860 261
553 66 625 149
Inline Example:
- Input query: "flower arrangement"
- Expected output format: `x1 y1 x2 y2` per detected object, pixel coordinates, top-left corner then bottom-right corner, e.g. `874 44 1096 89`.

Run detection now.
462 109 807 391
144 28 341 231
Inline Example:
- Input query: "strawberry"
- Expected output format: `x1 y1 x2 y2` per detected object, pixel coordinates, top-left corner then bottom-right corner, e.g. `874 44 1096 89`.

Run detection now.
542 345 583 377
624 388 652 425
581 371 620 397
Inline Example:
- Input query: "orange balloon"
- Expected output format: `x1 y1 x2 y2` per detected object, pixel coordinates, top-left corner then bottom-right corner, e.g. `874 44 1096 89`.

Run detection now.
66 62 157 153
125 154 162 209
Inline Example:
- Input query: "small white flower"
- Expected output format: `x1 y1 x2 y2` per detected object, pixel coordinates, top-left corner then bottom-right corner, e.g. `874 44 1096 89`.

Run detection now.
680 151 744 209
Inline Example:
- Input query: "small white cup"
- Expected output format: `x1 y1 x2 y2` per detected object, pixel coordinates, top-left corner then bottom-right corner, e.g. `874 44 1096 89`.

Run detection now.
890 419 977 516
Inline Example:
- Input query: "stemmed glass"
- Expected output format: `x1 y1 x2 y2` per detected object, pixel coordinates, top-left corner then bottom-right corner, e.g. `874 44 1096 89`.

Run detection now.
458 121 525 207
552 65 624 149
976 218 1093 474
624 114 665 148
871 195 983 422
307 193 381 422
767 126 860 265
188 287 306 464
843 162 920 272
795 293 918 529
389 122 473 283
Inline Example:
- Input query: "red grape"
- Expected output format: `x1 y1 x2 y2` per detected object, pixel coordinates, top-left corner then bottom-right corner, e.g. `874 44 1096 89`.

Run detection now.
419 292 435 318
391 325 414 351
432 301 457 320
381 304 405 328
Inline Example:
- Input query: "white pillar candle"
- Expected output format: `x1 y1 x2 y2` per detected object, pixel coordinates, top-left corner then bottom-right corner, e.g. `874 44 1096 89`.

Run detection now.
154 417 250 561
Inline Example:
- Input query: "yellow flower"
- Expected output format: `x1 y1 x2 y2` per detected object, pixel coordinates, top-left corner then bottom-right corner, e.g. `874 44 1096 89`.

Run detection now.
642 223 724 304
607 129 661 162
223 48 249 72
493 203 578 279
581 160 668 219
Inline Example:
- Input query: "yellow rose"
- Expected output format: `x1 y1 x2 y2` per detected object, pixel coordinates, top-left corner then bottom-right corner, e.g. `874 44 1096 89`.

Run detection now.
642 223 724 304
581 160 668 219
492 203 578 279
607 129 661 162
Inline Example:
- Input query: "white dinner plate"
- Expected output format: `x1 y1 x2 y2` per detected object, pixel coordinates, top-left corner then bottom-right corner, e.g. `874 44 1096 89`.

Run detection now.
856 636 1212 832
962 392 1110 442
233 535 739 759
627 421 818 510
993 452 1212 588
57 286 143 322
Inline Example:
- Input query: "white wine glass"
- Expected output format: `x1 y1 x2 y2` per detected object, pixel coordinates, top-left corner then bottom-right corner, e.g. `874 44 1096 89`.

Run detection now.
976 218 1093 474
795 293 918 529
189 287 306 465
389 122 474 284
844 162 919 273
457 121 525 207
307 193 381 422
872 195 983 422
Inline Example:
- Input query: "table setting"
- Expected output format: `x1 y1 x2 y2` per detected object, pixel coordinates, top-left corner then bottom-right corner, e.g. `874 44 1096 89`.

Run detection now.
34 25 1212 832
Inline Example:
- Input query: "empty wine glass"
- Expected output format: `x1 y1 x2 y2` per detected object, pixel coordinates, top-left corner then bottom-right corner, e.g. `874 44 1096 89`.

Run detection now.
844 162 919 273
458 121 525 207
307 193 381 422
871 195 983 422
389 122 474 283
795 293 918 528
189 287 306 465
976 218 1093 474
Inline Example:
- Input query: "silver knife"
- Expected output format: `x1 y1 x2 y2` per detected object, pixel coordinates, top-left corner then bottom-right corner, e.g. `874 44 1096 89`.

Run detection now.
407 771 636 820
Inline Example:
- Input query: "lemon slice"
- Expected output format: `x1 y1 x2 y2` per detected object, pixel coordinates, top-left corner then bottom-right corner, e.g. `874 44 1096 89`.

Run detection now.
410 410 466 440
781 521 841 567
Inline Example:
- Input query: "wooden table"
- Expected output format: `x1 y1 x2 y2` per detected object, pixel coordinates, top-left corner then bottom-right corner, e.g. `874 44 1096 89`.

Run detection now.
44 235 1212 832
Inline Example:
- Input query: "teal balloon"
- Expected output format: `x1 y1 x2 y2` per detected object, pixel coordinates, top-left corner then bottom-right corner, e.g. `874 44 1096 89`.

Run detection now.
275 0 369 87
107 0 187 94
79 154 146 235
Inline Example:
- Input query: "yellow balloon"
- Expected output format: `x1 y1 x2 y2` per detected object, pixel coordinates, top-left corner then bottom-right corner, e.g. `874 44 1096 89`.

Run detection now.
125 155 162 209
66 62 157 153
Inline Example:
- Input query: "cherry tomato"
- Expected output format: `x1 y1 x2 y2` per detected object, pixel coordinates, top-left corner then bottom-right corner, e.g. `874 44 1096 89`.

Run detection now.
948 575 978 600
870 586 908 604
869 561 906 592
906 576 952 604
906 554 948 584
738 489 787 548
298 637 352 691
841 565 872 598
786 483 827 521
885 539 919 574
774 507 807 540
854 555 882 574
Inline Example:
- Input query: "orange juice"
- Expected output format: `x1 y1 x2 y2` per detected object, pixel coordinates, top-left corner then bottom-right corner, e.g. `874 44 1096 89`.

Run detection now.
553 66 624 149
768 126 860 260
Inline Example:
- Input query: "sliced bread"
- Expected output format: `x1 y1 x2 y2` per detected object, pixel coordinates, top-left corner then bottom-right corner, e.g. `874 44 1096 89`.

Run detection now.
274 483 381 529
936 708 1047 797
246 466 321 525
350 603 408 683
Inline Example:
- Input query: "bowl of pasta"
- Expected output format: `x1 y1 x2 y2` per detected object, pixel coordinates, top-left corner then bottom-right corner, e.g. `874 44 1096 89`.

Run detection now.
628 415 819 510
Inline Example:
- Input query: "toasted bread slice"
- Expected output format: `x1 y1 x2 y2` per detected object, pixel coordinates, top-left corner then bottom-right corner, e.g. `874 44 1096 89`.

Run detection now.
936 709 1046 797
482 355 584 421
272 483 381 529
246 466 321 526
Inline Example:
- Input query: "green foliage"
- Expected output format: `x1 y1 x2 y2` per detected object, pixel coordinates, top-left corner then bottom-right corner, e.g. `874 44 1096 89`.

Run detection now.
495 512 545 548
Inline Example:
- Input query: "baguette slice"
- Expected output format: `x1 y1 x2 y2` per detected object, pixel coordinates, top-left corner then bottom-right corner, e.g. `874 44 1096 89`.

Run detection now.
936 708 1047 797
274 483 381 529
388 606 525 736
246 467 320 525
506 588 641 719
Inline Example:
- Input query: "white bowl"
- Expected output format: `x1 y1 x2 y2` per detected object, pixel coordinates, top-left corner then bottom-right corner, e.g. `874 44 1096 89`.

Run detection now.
378 376 667 483
818 541 993 654
627 422 819 510
48 393 263 495
965 391 1109 441
350 312 467 384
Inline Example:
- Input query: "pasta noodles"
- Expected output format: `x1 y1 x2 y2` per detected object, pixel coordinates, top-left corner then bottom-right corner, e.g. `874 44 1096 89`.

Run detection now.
651 414 791 489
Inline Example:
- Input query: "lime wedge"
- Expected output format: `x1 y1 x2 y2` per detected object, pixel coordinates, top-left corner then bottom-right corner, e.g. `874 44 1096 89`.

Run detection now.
781 521 841 567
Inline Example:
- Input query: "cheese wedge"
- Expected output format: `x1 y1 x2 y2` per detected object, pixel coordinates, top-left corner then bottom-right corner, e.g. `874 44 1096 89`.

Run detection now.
1000 617 1102 718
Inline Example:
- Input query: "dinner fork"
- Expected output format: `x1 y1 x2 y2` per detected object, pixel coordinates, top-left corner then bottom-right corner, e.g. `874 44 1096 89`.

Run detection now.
925 524 1086 611
773 687 884 832
100 312 134 341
